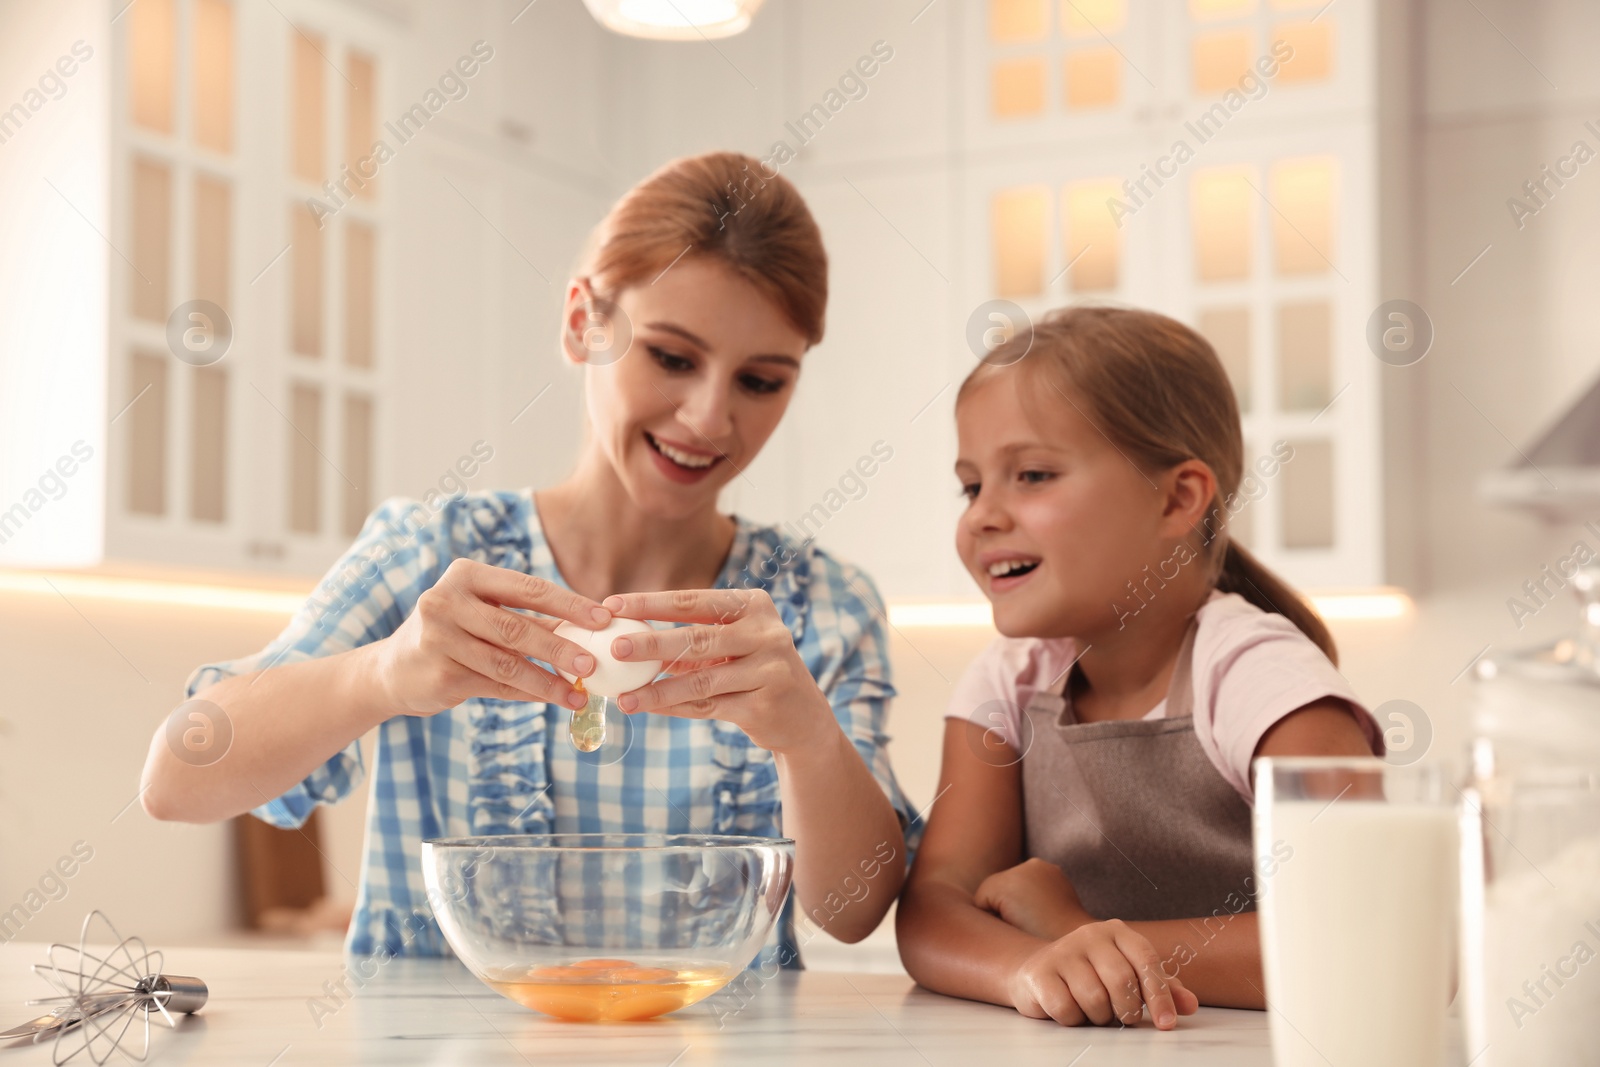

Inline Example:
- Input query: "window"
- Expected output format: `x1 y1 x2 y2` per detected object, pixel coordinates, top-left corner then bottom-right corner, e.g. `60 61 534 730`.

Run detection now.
192 0 234 152
1274 20 1333 83
1277 300 1332 411
1062 179 1121 291
1200 306 1252 411
991 0 1048 43
992 57 1048 118
121 1 235 525
1187 154 1343 566
1192 29 1253 94
282 32 381 541
1270 156 1336 275
1192 166 1255 281
127 352 168 515
1186 0 1333 99
992 186 1050 298
130 157 172 321
128 0 175 133
986 0 1130 118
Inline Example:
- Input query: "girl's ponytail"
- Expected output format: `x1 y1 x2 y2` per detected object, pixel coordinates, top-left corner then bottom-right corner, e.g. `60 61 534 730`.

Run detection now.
1217 540 1337 665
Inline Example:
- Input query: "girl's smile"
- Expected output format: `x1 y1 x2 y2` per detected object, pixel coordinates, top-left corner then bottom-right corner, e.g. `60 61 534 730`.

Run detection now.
978 550 1044 594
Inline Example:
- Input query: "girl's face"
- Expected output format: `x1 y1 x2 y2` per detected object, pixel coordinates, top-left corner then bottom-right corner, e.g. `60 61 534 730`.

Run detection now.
565 256 810 521
954 370 1208 639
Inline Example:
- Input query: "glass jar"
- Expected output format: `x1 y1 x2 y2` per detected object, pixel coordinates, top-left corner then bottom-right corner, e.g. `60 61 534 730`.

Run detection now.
1471 563 1600 771
1459 739 1600 1066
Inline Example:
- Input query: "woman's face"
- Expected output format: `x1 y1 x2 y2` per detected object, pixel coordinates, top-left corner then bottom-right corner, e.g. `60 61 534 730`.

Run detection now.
953 370 1211 639
565 256 810 520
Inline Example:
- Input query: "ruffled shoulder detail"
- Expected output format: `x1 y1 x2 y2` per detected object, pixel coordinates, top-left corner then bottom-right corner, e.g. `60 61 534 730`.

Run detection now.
722 522 812 641
446 489 540 573
442 490 557 837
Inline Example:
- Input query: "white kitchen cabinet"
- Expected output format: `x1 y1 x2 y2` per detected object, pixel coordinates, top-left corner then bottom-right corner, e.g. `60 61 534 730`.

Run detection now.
103 0 401 574
956 0 1394 588
597 0 1404 598
1 0 610 579
1 0 1408 597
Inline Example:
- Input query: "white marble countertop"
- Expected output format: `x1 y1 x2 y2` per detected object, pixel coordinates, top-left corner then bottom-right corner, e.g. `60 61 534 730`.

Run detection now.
0 941 1456 1066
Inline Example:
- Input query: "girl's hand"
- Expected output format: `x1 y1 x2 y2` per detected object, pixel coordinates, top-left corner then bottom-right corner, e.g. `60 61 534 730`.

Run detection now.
373 558 612 715
601 588 836 755
1009 919 1199 1030
975 858 1093 941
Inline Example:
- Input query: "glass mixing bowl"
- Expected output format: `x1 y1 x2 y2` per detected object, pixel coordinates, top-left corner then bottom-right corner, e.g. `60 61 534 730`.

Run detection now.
421 833 795 1022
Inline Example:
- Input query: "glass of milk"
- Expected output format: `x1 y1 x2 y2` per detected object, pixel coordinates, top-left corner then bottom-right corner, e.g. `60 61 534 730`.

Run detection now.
1255 757 1457 1067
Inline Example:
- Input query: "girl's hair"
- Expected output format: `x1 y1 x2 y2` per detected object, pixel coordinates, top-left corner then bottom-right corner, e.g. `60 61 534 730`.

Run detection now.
578 151 828 345
959 305 1338 664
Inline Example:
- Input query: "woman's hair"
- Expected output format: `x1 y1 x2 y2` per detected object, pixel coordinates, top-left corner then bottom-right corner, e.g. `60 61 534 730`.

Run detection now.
578 151 828 345
959 305 1338 664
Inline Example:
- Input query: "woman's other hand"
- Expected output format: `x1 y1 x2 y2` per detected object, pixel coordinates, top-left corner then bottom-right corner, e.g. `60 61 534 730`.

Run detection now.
373 558 612 715
601 588 836 754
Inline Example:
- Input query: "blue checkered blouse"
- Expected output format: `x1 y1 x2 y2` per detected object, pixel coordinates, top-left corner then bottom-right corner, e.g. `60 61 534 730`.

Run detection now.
184 489 922 962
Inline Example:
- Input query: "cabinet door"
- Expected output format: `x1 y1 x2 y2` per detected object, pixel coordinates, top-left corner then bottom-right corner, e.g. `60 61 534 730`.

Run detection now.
957 0 1382 591
110 0 248 570
1165 123 1382 587
108 0 398 576
962 0 1161 156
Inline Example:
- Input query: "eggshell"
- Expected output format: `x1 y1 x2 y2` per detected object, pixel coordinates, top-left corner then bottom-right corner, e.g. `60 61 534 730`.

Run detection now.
552 617 663 697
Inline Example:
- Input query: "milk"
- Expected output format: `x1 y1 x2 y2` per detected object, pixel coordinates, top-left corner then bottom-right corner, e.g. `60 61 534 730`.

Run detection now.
1256 800 1458 1067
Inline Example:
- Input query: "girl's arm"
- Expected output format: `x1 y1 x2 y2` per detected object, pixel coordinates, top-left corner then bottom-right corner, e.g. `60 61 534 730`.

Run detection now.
602 587 906 944
897 721 1195 1027
142 559 610 823
974 698 1377 1009
896 720 1042 1003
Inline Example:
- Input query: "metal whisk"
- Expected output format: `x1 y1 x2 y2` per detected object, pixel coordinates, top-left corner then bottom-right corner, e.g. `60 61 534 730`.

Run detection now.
1 910 206 1065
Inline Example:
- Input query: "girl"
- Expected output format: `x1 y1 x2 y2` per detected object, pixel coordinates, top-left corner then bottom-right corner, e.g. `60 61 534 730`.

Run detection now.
897 306 1383 1028
140 152 919 962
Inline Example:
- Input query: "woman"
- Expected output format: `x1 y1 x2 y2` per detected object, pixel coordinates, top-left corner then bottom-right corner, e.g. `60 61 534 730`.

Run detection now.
140 152 919 962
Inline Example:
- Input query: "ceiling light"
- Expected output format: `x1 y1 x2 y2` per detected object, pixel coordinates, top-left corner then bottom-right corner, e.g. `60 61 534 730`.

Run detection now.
582 0 763 40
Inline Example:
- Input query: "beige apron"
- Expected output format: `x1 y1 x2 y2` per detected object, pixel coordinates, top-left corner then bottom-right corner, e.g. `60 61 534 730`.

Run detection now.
1020 619 1256 921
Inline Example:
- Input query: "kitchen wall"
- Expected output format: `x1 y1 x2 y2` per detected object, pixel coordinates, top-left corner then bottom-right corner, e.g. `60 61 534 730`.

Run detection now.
601 0 974 602
603 0 1600 777
0 0 108 569
1392 0 1600 749
3 0 1597 956
1415 0 1600 595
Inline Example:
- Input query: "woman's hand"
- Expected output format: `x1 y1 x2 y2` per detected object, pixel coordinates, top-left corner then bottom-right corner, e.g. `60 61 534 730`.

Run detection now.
975 858 1093 941
1009 919 1199 1030
600 588 837 755
372 558 612 716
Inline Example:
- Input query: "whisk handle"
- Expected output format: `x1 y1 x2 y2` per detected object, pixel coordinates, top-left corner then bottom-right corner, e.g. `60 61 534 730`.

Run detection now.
148 976 208 1014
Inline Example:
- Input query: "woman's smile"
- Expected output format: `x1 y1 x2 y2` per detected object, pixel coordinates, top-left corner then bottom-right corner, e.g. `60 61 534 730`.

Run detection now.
643 430 723 483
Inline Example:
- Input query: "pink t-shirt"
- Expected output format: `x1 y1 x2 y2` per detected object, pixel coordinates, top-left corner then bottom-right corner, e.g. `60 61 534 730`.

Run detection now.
946 589 1382 802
